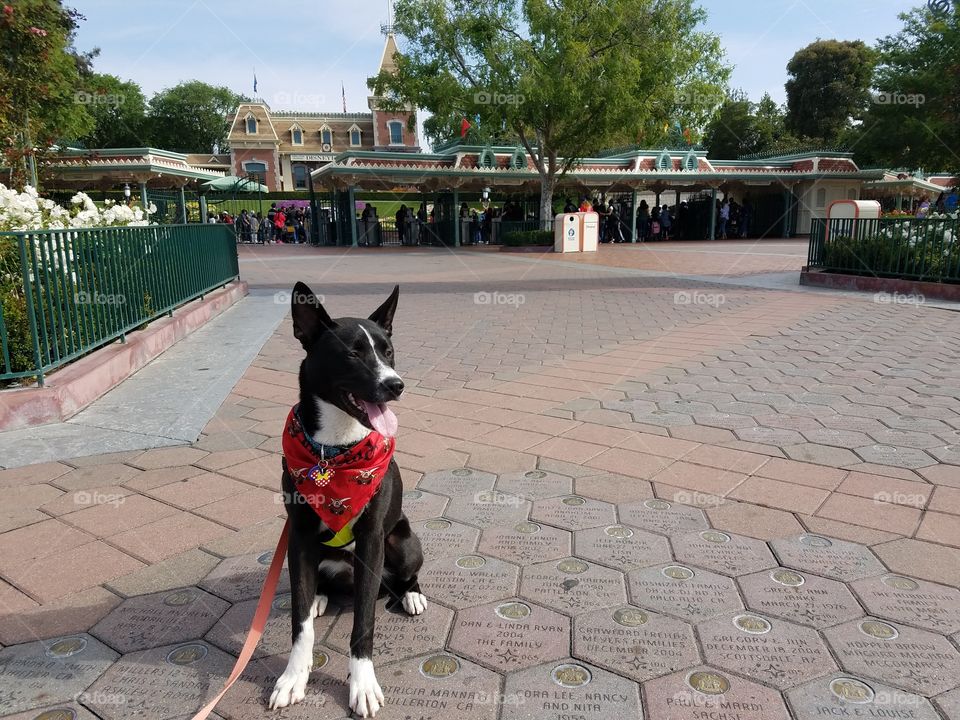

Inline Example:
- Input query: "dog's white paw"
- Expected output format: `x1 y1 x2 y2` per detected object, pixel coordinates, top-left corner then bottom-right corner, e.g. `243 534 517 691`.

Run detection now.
269 620 314 710
401 591 428 616
349 657 384 718
268 663 309 709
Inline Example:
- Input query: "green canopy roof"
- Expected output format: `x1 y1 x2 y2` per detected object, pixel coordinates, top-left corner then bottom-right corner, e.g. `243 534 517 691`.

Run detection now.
203 175 268 192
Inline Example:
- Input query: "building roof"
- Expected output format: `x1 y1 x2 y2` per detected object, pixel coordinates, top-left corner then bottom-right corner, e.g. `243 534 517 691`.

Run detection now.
46 148 226 187
311 142 884 192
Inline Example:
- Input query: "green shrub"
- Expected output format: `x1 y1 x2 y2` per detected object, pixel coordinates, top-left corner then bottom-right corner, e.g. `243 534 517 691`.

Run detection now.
503 230 554 247
0 238 35 379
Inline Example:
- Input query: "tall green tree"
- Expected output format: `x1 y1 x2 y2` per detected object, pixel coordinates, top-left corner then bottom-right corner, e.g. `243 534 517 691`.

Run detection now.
0 0 93 186
371 0 728 229
147 81 246 153
76 73 149 148
785 39 876 144
853 4 960 178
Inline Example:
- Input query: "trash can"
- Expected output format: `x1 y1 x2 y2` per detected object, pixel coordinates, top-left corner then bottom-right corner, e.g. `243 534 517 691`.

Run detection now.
580 212 599 252
554 213 581 253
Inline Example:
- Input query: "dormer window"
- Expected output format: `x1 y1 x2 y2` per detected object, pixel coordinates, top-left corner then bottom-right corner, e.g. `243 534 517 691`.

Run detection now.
349 124 362 147
245 115 257 134
291 125 303 145
320 125 333 146
388 121 403 145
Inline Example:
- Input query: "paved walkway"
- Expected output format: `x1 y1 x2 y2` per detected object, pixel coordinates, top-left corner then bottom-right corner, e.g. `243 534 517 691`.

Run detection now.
1 242 959 719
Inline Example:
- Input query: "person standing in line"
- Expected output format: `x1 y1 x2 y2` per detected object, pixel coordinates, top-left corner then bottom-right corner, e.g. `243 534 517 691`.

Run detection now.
660 204 672 241
249 211 260 243
636 200 650 242
274 206 286 243
719 199 730 239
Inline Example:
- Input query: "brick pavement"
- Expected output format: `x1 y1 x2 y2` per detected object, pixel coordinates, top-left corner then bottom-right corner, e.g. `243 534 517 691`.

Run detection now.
1 243 959 719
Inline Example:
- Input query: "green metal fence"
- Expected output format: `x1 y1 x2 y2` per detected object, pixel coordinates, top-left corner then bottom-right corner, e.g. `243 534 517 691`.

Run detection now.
0 223 240 385
808 216 960 283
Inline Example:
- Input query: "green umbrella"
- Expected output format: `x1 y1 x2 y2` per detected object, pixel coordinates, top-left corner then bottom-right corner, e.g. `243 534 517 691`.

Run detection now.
202 175 268 193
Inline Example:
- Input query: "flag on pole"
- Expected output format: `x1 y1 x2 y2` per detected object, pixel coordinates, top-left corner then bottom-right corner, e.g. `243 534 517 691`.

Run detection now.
460 118 471 138
342 83 347 113
253 70 258 95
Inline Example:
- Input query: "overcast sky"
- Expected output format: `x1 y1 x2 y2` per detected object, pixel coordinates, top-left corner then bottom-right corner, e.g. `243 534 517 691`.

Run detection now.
72 0 911 114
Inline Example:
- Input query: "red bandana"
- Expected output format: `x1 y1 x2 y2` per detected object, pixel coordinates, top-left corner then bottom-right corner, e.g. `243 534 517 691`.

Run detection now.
282 406 395 532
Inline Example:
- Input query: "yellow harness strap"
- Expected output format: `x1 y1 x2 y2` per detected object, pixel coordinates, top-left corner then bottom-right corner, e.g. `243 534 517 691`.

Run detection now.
322 522 355 548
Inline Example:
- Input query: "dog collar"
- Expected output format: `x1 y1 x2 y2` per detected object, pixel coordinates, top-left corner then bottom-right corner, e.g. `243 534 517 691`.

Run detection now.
282 405 395 536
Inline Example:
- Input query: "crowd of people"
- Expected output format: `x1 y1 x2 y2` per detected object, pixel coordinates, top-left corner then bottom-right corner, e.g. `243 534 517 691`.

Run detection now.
562 194 755 243
210 203 310 244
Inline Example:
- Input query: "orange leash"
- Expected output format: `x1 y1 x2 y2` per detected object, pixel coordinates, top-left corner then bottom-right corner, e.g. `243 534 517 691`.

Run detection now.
190 519 290 719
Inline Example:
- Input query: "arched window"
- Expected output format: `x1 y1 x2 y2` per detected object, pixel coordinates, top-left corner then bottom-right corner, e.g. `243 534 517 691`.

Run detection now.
349 125 362 147
656 151 671 170
511 148 526 169
245 115 257 134
291 126 303 145
683 151 698 171
388 121 403 145
244 161 267 183
293 165 308 189
320 125 332 146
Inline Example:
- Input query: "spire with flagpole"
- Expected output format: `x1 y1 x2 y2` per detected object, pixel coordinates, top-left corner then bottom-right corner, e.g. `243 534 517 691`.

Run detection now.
253 68 258 97
342 82 347 113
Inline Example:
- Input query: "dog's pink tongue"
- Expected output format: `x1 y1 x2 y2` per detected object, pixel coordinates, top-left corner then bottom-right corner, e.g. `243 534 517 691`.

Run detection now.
361 401 398 438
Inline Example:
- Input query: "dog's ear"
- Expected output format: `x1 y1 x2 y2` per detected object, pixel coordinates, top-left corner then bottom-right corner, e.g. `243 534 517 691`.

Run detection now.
368 285 400 336
291 281 336 349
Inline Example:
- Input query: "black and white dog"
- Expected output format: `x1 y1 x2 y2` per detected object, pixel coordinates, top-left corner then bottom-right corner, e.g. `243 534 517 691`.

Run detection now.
269 282 426 717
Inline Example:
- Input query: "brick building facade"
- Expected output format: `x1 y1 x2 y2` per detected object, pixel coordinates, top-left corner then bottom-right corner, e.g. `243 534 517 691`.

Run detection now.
225 34 419 191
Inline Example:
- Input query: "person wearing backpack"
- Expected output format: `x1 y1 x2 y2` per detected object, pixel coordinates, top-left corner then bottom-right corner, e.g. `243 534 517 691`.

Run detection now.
650 205 661 240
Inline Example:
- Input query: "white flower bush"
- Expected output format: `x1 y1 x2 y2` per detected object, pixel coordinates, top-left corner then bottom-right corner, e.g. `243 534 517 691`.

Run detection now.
0 184 153 232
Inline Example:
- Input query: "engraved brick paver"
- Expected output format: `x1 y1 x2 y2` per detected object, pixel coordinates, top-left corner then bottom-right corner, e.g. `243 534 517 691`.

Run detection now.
617 498 709 535
377 653 502 720
786 673 942 720
413 518 481 562
673 529 777 576
399 488 448 521
572 525 671 571
628 563 743 622
199 551 290 603
520 558 627 615
739 568 864 628
478 521 571 565
698 611 837 689
85 641 234 719
448 599 569 671
326 600 452 663
0 635 118 715
501 659 642 720
418 468 497 499
444 488 532 529
572 605 699 682
770 534 887 581
850 574 960 634
645 666 790 720
90 587 228 653
825 618 960 696
420 555 519 609
530 495 616 530
495 470 573 500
